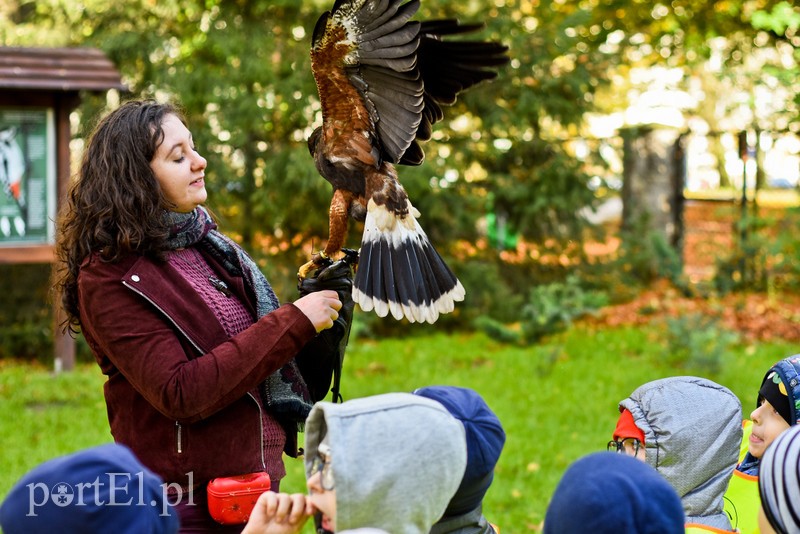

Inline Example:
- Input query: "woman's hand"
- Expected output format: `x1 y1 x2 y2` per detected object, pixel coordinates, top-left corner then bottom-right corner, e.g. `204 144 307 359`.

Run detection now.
293 290 342 333
241 491 313 534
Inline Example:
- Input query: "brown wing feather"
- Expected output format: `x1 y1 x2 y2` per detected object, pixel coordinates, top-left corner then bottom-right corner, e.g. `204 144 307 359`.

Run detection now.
310 0 508 168
311 22 374 153
311 0 423 167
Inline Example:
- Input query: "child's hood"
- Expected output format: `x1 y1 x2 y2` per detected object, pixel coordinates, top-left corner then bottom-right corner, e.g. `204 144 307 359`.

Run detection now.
619 376 742 530
757 355 800 426
304 393 468 534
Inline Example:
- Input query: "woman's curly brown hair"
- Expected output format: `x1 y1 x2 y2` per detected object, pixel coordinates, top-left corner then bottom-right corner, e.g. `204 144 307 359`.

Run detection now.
53 100 183 333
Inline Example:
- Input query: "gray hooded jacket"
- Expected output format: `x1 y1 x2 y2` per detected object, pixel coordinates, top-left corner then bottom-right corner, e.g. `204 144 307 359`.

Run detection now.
430 506 494 534
619 376 742 531
305 393 468 534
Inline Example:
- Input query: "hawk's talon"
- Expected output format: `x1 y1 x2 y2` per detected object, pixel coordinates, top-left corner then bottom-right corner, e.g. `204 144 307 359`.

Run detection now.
297 251 335 280
297 260 317 281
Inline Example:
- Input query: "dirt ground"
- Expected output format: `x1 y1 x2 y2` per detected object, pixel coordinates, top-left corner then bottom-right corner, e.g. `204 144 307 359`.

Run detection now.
591 278 800 343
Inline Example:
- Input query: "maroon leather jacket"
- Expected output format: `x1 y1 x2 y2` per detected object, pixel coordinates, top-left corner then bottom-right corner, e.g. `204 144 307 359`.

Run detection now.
77 251 319 490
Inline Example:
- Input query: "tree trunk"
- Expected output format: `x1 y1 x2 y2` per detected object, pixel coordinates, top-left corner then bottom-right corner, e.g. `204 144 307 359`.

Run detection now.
710 134 731 188
621 125 686 254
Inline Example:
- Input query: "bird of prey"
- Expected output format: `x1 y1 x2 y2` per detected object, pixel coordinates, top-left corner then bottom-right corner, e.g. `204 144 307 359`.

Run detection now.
0 126 25 210
304 0 509 323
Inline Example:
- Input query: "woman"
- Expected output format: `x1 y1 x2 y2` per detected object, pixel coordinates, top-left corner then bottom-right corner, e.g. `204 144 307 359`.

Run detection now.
53 100 343 532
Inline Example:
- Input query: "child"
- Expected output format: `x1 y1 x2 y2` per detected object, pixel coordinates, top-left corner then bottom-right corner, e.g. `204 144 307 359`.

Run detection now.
724 355 800 534
0 443 179 534
544 452 685 533
758 424 800 534
611 376 742 532
413 385 506 534
737 356 800 475
243 392 468 534
609 405 645 460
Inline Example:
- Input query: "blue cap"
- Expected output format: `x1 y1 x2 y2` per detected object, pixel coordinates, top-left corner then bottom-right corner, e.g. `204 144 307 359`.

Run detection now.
0 443 179 534
413 385 505 517
544 452 684 534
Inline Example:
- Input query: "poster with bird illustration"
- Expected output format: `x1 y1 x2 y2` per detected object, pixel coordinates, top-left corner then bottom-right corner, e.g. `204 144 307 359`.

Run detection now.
0 108 54 244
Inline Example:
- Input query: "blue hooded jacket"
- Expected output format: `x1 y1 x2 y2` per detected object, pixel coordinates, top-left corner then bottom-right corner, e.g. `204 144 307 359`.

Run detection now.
0 443 179 534
544 452 685 534
414 385 506 534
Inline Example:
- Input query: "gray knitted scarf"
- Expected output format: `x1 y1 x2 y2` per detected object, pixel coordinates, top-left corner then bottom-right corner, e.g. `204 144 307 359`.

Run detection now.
163 207 313 427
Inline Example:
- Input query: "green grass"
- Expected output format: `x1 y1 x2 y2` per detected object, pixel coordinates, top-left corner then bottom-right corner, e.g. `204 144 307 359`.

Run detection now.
0 360 112 475
0 324 795 532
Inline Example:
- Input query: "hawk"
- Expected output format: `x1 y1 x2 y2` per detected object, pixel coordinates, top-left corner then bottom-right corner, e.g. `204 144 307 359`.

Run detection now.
304 0 508 323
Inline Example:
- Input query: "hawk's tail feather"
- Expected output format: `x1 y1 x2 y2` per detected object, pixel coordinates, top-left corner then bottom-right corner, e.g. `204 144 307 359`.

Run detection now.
353 201 465 324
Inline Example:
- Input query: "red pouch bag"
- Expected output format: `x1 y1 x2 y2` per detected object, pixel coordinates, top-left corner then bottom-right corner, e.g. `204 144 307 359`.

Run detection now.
207 471 271 525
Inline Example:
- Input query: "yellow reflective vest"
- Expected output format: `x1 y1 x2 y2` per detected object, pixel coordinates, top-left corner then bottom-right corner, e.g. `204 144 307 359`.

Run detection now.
685 523 738 533
722 420 760 534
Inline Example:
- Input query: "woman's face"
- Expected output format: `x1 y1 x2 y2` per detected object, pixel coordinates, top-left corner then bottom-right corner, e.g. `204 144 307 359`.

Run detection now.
150 114 207 212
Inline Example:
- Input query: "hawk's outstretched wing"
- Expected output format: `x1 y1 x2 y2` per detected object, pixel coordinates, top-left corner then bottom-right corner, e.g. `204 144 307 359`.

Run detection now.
307 0 508 323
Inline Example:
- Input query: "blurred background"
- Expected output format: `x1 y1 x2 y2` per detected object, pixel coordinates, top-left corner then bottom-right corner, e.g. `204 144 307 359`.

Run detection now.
0 0 799 358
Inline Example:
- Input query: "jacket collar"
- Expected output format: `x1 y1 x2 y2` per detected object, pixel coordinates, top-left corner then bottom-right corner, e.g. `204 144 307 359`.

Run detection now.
120 253 253 354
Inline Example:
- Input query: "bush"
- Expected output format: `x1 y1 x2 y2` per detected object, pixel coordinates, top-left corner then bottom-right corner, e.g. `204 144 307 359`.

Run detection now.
714 207 800 294
0 264 119 364
477 274 609 345
661 313 739 375
519 274 609 343
0 264 54 363
616 227 686 290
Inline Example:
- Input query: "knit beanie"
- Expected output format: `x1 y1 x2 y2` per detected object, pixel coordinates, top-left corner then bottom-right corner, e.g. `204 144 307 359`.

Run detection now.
413 386 506 517
544 452 684 534
613 408 646 444
757 355 800 427
0 444 179 534
759 425 800 534
759 371 792 425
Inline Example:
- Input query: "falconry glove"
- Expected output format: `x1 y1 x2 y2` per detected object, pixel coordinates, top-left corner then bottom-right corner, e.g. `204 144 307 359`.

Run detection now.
296 248 357 403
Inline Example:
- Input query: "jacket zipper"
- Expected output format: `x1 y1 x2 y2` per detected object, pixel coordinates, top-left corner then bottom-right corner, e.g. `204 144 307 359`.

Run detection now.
175 421 183 454
248 391 267 471
124 280 266 464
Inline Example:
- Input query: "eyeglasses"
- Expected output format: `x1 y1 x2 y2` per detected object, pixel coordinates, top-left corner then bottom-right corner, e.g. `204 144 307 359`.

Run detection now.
310 443 335 491
607 438 642 457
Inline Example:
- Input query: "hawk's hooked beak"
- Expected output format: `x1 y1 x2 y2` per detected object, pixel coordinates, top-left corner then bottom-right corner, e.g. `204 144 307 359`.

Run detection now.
311 11 331 49
308 127 323 157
